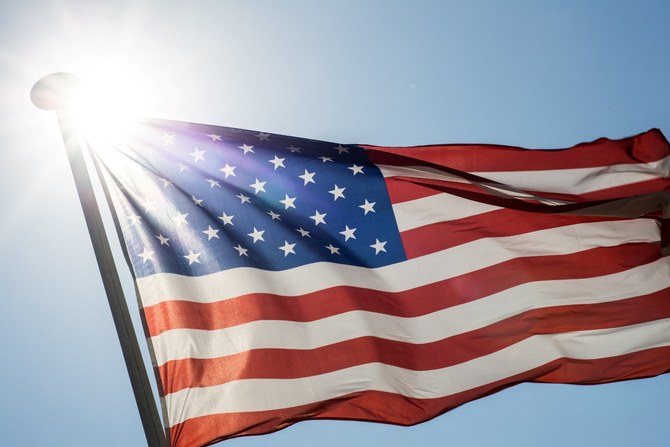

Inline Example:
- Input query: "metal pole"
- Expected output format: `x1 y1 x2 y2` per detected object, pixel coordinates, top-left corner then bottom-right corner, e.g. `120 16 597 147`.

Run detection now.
31 73 168 447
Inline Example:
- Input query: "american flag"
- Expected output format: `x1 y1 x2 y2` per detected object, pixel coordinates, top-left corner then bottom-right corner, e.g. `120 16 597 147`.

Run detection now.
90 119 670 447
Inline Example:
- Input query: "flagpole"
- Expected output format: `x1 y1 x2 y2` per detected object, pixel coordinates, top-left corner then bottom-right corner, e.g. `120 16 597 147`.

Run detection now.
31 73 167 447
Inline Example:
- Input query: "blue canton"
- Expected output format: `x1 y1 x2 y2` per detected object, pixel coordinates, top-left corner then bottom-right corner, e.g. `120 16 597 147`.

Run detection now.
99 119 406 278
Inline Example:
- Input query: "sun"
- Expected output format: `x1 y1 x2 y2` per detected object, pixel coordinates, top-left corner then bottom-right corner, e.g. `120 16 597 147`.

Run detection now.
32 65 156 181
32 66 152 146
67 65 152 145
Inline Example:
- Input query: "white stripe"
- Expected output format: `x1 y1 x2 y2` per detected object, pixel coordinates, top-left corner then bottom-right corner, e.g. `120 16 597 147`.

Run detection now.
164 318 670 425
150 258 670 365
392 193 500 232
474 156 670 195
378 165 566 204
377 165 470 184
137 219 659 306
379 157 670 196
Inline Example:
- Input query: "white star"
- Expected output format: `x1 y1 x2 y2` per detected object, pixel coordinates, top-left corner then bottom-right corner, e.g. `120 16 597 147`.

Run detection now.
319 156 333 163
184 250 201 265
234 244 249 257
127 213 142 226
266 210 282 220
334 144 350 154
218 212 234 225
310 210 327 226
325 244 340 255
278 240 296 257
205 178 221 188
207 133 222 141
296 228 311 238
219 163 237 178
160 133 175 145
202 226 220 240
155 234 170 246
176 163 190 172
370 239 387 254
279 194 296 210
137 248 154 264
172 212 189 227
348 164 364 175
247 227 265 243
269 155 286 170
239 144 255 154
249 178 267 194
191 195 204 207
299 169 316 186
159 177 173 188
286 145 301 153
359 199 376 215
329 184 346 201
255 132 271 141
189 147 206 162
339 225 357 241
236 193 251 204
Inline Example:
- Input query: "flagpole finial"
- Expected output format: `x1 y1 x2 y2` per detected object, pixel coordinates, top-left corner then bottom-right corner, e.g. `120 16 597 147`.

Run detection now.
31 72 83 111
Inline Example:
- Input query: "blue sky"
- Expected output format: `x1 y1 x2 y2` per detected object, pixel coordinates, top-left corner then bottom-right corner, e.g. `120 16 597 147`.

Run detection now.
1 1 669 446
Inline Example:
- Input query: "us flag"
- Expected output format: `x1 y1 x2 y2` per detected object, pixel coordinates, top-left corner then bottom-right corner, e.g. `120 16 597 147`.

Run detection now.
90 119 670 447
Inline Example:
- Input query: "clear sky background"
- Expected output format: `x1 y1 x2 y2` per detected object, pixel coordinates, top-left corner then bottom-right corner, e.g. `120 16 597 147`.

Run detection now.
1 1 669 446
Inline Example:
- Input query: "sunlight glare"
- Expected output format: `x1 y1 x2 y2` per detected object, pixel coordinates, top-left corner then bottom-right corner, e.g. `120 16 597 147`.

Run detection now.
68 66 151 145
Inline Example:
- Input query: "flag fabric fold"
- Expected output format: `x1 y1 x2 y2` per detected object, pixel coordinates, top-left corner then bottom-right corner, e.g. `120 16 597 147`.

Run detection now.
89 119 670 447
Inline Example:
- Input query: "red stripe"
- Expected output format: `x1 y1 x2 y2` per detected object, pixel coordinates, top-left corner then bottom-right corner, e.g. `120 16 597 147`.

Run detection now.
384 176 670 223
158 290 670 395
143 243 661 336
384 175 670 207
365 129 669 172
167 346 670 447
400 209 619 259
518 178 670 203
387 177 511 207
383 176 443 203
